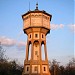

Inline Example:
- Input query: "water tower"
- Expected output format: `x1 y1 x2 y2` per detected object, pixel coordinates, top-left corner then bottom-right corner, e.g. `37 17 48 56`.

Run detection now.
22 3 52 75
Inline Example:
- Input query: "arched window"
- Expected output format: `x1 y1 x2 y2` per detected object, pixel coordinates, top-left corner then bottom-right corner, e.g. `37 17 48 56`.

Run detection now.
28 42 32 60
41 42 45 60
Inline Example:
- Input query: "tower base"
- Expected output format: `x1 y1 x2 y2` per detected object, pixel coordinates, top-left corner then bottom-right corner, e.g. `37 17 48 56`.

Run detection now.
22 73 51 75
22 60 51 75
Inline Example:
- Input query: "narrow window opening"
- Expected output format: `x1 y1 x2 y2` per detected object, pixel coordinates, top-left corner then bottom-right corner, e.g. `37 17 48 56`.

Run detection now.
35 45 37 47
42 34 44 38
35 51 38 55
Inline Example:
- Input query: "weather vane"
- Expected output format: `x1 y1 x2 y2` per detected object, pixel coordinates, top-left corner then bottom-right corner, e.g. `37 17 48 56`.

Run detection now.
36 2 38 10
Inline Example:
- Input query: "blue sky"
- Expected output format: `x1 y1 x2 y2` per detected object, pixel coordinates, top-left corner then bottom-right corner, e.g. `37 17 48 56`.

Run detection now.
0 0 74 65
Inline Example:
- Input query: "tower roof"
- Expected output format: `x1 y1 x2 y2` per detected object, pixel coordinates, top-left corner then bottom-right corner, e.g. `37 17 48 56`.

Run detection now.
22 10 52 21
22 4 52 21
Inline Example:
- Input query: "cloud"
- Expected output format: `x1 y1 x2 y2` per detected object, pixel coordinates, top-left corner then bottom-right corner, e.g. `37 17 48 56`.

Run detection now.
0 36 16 46
68 24 75 33
17 41 26 47
51 24 64 30
0 36 26 49
50 24 75 33
17 41 26 50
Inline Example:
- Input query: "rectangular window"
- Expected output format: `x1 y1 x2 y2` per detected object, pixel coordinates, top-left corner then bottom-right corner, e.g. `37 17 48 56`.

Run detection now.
30 34 31 38
35 34 38 38
44 67 46 71
27 67 29 71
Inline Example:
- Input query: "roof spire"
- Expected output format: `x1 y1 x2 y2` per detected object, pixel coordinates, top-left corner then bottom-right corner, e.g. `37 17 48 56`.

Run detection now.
36 2 38 10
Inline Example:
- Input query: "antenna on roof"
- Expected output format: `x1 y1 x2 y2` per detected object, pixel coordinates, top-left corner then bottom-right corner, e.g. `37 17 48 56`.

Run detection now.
29 2 30 11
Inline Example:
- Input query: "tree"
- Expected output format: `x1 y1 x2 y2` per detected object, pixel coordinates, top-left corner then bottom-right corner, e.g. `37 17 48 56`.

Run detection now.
49 59 61 75
0 42 23 75
0 59 23 75
49 58 75 75
65 58 75 75
0 42 5 62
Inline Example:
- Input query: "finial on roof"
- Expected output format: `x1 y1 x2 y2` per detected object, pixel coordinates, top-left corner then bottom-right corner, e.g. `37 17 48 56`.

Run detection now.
36 2 38 10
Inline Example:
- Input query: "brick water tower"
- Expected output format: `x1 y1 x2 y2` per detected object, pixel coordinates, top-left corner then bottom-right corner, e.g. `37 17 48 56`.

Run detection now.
22 3 52 75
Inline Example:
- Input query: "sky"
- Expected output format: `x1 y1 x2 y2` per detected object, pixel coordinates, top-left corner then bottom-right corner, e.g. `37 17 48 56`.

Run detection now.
0 0 74 66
